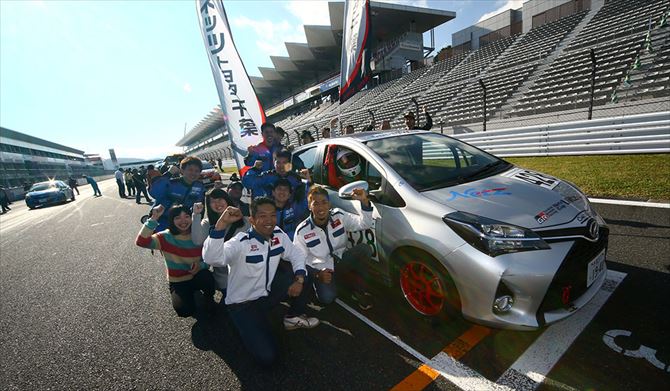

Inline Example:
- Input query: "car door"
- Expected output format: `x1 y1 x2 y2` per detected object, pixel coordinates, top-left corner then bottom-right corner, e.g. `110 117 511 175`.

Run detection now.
314 143 396 285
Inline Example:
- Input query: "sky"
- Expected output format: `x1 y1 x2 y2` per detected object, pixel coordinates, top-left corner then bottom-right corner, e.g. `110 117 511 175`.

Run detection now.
0 0 523 159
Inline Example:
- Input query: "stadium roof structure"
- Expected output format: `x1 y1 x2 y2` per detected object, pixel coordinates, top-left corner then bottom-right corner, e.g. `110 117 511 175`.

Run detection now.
177 105 226 147
178 1 455 148
251 1 456 106
0 126 85 155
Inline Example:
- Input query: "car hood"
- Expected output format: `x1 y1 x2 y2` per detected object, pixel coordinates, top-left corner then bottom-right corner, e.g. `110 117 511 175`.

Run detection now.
28 189 60 197
421 167 591 229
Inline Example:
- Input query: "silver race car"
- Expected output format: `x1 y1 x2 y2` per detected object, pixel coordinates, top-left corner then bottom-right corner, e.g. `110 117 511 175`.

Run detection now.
291 130 608 330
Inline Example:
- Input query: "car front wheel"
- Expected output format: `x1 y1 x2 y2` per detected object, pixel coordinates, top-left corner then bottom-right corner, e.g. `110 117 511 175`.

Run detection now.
395 248 461 318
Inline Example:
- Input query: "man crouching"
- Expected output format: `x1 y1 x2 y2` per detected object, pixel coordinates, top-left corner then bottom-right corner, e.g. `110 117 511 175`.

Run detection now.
202 197 318 367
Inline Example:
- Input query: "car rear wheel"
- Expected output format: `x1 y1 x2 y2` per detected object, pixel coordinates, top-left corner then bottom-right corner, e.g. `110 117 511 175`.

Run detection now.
395 248 461 318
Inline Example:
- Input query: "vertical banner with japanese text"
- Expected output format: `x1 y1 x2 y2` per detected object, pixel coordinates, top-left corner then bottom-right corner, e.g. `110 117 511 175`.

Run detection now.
339 0 371 104
196 0 265 173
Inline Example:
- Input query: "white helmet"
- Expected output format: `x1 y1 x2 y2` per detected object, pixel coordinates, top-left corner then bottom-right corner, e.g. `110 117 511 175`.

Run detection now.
336 149 361 178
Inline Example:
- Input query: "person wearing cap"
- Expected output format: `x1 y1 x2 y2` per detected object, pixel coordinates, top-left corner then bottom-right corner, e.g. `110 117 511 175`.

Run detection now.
226 181 250 216
242 150 307 199
300 130 315 145
271 178 309 241
404 106 433 130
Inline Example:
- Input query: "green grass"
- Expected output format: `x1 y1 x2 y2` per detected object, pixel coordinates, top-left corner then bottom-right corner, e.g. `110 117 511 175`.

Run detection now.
506 154 670 201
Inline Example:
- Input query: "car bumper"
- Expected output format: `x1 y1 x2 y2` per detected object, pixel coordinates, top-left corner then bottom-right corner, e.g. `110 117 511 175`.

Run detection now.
447 228 609 330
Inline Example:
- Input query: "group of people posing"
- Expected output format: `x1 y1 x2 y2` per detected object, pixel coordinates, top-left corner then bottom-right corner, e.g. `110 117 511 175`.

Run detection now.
114 165 161 204
134 123 376 367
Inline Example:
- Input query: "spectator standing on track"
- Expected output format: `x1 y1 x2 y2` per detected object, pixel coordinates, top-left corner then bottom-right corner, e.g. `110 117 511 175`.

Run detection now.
125 169 135 197
226 181 250 217
202 198 319 367
293 185 375 310
217 158 223 171
244 122 280 173
0 186 11 214
145 165 161 191
115 168 127 198
191 189 250 297
149 156 206 231
404 106 432 130
132 168 152 204
242 150 305 198
68 176 80 195
136 204 215 318
321 127 331 139
270 179 309 241
82 174 102 196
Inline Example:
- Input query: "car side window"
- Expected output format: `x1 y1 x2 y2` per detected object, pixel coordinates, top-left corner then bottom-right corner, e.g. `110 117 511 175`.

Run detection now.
321 145 368 191
292 146 317 171
366 162 382 191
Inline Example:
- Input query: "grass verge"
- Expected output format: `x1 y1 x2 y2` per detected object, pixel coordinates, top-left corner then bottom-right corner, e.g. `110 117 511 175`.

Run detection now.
506 154 670 201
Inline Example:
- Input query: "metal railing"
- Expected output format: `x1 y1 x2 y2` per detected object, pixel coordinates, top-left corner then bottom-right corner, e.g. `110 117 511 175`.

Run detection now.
448 111 670 157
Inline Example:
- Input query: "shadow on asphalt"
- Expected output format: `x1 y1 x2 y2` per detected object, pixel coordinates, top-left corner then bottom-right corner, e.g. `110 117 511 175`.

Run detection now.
605 218 670 230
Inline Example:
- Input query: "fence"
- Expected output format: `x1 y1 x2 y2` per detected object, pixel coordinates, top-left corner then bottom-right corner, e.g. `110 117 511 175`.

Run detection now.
448 111 670 157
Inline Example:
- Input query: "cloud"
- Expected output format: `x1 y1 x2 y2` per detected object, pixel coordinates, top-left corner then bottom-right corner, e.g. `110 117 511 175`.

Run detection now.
232 15 306 59
285 1 330 25
478 0 524 22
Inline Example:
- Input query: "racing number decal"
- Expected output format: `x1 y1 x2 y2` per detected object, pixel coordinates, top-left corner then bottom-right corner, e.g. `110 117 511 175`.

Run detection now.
503 168 560 190
347 229 379 262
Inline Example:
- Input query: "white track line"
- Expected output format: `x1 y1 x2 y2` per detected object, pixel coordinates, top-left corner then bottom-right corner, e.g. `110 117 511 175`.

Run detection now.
588 198 670 208
335 299 510 390
496 270 627 390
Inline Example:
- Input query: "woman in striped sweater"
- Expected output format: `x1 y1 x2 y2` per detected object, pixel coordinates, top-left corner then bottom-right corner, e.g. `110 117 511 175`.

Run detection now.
135 204 215 317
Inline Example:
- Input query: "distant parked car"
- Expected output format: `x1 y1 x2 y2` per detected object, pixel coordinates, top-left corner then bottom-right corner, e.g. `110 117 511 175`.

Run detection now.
199 161 221 187
25 180 75 209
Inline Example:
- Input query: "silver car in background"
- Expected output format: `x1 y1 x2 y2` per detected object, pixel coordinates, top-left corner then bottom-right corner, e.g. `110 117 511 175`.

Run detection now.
291 130 608 330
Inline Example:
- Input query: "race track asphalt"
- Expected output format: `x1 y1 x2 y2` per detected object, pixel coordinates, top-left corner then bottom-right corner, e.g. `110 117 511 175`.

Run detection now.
0 178 668 390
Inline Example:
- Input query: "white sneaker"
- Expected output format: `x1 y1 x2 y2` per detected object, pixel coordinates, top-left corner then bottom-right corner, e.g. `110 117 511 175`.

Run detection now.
284 314 320 330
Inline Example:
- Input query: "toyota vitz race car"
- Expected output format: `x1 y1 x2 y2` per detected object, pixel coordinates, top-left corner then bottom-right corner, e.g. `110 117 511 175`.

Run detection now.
291 130 608 329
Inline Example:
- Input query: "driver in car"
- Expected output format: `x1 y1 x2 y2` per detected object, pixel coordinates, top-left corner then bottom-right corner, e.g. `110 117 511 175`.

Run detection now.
326 147 364 189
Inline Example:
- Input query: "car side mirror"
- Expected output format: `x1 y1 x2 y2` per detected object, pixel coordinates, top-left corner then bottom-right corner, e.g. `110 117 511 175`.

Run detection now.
338 180 369 199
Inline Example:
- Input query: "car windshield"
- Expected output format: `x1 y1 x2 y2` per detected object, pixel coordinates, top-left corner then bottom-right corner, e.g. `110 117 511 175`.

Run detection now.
30 183 56 191
365 133 510 192
201 162 213 170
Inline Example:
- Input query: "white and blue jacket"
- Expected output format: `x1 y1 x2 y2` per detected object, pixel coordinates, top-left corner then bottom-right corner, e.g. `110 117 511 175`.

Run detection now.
202 226 307 305
293 203 374 271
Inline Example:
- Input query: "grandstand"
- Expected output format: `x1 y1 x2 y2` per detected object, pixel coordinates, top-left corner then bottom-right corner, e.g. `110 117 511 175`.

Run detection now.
180 0 670 163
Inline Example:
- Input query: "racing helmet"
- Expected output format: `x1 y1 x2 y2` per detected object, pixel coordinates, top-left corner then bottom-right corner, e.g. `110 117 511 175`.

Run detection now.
336 149 361 178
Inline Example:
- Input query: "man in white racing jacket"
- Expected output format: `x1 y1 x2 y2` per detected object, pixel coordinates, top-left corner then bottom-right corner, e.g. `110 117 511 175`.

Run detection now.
293 185 375 310
202 197 318 367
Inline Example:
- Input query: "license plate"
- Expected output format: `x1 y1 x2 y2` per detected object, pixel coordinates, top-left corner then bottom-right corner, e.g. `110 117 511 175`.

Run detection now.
587 251 606 287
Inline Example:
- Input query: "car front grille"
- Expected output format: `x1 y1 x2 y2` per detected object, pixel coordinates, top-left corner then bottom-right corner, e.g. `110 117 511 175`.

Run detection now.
535 226 609 326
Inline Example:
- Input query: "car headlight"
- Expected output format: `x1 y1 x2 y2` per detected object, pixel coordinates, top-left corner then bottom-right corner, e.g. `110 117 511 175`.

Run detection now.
443 211 550 257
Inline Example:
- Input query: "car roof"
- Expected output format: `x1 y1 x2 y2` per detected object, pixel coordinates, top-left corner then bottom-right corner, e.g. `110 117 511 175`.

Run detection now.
293 129 434 153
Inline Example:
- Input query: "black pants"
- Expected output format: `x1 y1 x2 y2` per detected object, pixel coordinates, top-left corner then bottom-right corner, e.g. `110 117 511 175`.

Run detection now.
227 267 310 367
126 182 135 196
135 184 151 203
168 269 215 318
0 199 10 213
116 179 126 198
71 185 79 195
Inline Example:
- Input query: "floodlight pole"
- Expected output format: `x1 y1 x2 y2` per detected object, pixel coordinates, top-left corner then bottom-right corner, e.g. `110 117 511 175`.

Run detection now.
588 49 596 120
479 79 487 132
312 124 319 140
